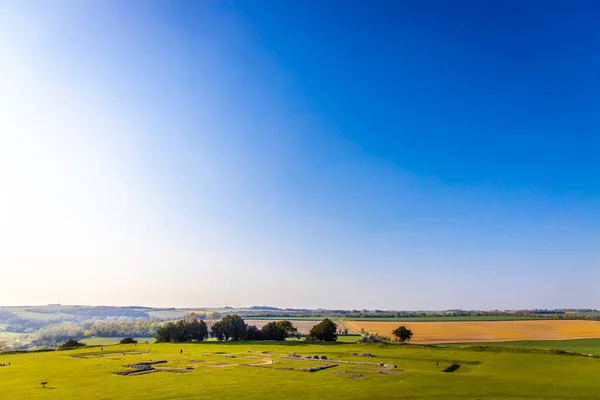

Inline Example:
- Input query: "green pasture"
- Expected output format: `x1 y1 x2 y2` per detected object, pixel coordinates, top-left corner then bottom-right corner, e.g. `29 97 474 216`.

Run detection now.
1 340 599 399
0 332 25 340
8 310 69 321
447 338 600 355
332 335 360 343
0 331 32 347
80 337 156 346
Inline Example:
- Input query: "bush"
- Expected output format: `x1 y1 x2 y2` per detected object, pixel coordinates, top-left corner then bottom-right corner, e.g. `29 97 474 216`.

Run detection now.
59 338 86 349
120 337 138 344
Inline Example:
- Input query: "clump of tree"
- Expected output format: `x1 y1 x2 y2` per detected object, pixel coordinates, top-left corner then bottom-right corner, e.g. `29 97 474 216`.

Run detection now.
392 326 413 342
306 318 338 342
59 338 86 348
120 337 138 344
211 315 247 341
155 314 301 342
155 313 208 343
259 320 300 341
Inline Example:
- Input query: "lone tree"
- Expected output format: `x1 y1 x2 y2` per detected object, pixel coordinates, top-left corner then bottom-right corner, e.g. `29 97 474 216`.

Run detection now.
59 338 86 348
392 326 413 342
120 337 138 344
306 318 338 342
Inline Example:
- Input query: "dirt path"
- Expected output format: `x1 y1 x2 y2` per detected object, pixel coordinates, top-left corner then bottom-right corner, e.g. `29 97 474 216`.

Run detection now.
339 320 363 336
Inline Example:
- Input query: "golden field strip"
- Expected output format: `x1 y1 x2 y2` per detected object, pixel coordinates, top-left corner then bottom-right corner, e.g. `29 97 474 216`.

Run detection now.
344 320 600 344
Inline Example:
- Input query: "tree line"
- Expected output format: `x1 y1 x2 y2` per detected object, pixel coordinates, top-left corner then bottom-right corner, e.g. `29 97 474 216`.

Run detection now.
155 314 339 343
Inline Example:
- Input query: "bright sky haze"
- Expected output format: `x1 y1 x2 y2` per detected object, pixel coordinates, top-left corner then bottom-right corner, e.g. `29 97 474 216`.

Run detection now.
0 1 598 309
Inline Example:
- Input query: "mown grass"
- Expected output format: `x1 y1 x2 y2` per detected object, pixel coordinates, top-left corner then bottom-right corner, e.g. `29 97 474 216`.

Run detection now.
1 340 599 399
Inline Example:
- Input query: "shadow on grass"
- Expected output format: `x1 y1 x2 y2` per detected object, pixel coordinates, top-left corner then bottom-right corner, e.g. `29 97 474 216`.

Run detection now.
442 363 461 373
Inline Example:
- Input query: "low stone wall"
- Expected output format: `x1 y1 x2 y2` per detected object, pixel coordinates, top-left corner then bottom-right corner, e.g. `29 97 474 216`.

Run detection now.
298 364 337 372
350 352 372 357
281 355 396 369
116 360 187 376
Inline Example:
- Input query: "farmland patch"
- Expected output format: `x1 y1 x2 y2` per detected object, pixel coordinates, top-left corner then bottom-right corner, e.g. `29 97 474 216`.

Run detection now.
345 320 600 344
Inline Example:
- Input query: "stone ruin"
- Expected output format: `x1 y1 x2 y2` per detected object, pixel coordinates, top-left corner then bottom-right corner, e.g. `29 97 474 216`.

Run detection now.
357 335 381 344
115 361 167 376
115 360 191 376
350 352 372 357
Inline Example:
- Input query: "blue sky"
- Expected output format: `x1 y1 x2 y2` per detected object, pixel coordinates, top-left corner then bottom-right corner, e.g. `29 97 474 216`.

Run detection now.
0 1 598 309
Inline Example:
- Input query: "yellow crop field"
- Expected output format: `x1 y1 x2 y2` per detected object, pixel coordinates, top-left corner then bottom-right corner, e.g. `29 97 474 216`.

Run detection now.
345 320 600 344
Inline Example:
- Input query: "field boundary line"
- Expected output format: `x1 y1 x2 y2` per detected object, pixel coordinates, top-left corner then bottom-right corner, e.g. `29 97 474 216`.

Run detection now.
339 320 364 336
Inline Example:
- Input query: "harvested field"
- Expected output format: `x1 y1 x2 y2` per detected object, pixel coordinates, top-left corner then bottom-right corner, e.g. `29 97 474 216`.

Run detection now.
345 320 600 344
247 320 321 334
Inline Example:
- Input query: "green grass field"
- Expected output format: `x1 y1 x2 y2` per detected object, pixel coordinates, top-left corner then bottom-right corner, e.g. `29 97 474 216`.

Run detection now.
80 337 156 346
448 338 600 355
0 331 33 348
1 340 599 399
